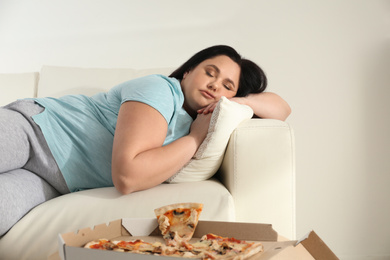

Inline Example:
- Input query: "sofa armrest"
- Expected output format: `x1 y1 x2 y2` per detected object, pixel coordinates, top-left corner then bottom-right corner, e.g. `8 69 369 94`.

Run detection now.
218 119 296 239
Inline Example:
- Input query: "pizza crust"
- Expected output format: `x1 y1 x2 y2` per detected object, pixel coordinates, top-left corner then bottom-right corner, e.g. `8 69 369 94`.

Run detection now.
154 202 203 216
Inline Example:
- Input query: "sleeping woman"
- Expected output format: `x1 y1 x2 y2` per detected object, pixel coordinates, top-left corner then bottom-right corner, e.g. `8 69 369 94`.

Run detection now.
0 45 290 236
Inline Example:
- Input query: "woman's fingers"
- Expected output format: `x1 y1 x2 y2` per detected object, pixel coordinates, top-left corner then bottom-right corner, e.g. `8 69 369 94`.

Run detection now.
197 102 218 115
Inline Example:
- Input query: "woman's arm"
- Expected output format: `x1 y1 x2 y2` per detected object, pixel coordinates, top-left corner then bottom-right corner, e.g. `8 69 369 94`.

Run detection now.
231 92 291 121
112 101 210 195
198 92 291 121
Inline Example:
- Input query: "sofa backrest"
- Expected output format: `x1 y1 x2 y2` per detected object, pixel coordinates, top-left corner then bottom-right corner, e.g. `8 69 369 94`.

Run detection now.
0 72 39 106
37 66 174 98
1 66 175 106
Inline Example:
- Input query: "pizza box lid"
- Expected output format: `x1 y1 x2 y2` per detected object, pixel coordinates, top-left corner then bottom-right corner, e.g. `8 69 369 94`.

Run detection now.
55 218 338 260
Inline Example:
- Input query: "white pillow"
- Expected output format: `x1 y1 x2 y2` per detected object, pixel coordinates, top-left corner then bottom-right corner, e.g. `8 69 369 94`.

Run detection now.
166 96 253 183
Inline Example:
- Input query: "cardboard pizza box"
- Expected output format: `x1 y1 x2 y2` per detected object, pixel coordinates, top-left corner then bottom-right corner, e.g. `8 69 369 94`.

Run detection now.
54 218 338 260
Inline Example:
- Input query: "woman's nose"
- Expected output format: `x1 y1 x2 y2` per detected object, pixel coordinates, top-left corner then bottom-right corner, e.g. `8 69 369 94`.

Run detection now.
207 82 218 91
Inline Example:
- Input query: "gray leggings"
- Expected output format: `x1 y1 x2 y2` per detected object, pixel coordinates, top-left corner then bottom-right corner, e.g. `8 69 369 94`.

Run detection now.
0 100 69 236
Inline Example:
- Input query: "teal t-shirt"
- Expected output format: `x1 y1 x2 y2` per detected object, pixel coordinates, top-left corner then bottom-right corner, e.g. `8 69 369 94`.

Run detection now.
32 75 193 192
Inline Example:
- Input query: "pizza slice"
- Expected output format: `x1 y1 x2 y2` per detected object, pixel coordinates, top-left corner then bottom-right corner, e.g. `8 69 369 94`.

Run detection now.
84 239 119 250
154 202 203 246
84 238 166 254
194 233 264 260
116 240 165 254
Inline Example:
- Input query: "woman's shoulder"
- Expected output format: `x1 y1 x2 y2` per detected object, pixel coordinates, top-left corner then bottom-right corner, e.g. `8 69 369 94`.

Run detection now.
110 74 183 105
114 74 179 90
141 74 180 86
127 74 182 96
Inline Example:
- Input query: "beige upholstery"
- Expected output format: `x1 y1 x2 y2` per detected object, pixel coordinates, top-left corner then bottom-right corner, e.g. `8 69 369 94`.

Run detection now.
0 72 38 106
219 119 295 236
0 181 234 260
37 65 174 98
0 66 295 260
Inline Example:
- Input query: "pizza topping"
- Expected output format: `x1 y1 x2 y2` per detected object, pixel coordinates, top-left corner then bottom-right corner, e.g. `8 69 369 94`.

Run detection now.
173 209 185 216
84 239 119 250
202 233 242 244
116 239 145 251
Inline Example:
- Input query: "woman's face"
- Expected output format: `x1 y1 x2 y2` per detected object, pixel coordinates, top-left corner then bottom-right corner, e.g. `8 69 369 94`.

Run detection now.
181 55 240 117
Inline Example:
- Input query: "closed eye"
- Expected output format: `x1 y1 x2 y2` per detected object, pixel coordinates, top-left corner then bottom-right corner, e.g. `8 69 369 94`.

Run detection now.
205 64 237 91
206 70 214 77
223 82 234 91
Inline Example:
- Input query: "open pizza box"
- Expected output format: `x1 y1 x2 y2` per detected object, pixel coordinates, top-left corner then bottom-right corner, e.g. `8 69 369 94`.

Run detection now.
53 218 338 260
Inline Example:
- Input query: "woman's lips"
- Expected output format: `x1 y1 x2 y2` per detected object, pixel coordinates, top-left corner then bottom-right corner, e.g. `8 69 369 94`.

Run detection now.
200 90 215 99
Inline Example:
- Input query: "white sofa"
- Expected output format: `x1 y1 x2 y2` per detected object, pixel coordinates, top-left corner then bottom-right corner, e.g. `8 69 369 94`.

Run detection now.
0 66 296 260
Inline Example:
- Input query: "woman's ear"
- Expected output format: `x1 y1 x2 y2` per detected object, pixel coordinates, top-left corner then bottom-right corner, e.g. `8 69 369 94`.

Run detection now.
183 71 188 79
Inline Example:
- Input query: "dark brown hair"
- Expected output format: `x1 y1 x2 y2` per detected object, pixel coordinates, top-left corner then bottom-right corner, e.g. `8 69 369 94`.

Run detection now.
170 45 267 97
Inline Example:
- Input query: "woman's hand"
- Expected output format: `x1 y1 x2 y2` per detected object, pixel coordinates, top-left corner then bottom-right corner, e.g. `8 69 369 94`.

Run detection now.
188 113 212 146
197 102 218 115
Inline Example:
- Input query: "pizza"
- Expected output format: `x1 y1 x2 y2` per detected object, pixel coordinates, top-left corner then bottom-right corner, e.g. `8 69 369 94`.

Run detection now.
83 203 263 259
192 233 263 260
84 239 165 254
154 202 203 246
84 234 263 259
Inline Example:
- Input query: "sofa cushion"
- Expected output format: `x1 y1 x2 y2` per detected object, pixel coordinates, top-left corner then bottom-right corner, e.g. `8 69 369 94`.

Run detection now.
167 97 253 183
37 65 174 98
0 72 38 106
0 179 234 260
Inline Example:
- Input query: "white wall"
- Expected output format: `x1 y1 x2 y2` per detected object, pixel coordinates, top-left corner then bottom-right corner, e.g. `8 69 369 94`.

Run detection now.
1 0 389 259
